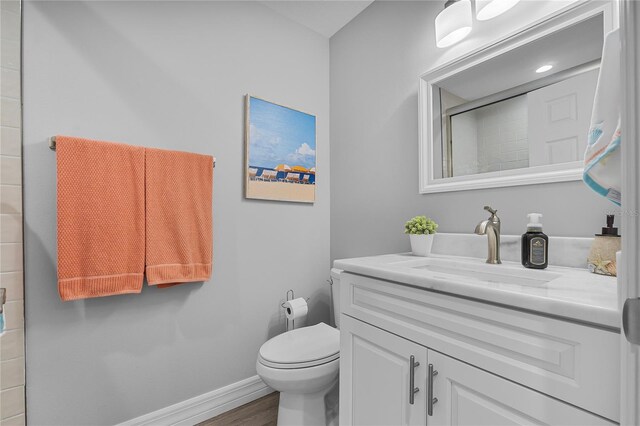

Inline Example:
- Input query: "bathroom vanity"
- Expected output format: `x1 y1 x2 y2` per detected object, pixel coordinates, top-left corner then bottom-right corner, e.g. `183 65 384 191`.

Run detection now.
334 252 620 425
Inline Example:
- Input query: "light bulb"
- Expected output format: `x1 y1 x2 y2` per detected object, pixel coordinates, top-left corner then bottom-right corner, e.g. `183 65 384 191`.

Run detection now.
435 0 473 48
476 0 520 21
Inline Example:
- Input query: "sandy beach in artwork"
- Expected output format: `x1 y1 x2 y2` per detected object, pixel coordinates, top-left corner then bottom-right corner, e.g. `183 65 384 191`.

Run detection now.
246 180 315 203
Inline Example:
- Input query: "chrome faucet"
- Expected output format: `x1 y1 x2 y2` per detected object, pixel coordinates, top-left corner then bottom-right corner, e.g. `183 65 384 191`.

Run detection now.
475 206 501 264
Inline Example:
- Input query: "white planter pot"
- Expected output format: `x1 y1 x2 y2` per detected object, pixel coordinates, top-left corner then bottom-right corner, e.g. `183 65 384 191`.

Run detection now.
410 234 434 257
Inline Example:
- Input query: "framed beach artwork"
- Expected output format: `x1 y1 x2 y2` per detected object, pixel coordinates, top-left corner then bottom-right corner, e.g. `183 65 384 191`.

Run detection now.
245 95 316 203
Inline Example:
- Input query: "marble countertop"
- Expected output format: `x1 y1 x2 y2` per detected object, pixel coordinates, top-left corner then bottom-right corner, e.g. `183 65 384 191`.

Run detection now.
334 252 620 329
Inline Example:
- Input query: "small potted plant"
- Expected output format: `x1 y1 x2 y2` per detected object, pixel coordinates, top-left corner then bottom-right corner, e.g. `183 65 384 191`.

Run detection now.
405 215 438 256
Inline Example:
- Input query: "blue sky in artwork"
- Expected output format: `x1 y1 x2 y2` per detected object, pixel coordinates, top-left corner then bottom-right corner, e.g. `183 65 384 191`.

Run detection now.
248 97 316 170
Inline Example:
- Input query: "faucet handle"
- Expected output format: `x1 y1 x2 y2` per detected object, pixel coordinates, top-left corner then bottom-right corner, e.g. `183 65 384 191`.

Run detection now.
484 206 497 215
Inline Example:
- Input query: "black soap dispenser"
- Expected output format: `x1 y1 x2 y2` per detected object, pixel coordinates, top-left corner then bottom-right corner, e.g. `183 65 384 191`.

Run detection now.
521 213 548 269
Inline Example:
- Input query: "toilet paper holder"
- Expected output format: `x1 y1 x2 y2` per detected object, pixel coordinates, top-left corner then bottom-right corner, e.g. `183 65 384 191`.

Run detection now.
281 289 310 331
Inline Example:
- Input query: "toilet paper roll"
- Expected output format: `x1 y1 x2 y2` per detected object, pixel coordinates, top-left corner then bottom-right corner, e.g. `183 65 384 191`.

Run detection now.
284 297 308 321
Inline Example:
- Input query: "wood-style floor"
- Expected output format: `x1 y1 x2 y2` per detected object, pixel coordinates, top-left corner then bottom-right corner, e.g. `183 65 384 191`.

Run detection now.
197 392 279 426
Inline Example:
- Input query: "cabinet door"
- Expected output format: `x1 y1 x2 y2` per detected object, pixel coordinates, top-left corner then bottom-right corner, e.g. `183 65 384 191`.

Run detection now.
428 350 616 426
340 315 428 426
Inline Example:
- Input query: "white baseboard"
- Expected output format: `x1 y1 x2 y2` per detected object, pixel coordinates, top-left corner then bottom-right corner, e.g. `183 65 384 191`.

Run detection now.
118 376 273 426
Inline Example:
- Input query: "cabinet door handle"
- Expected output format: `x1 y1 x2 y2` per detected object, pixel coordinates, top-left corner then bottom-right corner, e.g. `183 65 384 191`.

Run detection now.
428 363 438 416
409 355 420 405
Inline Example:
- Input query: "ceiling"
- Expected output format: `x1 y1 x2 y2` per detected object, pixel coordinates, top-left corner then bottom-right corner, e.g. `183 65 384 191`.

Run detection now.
260 1 374 38
439 13 604 101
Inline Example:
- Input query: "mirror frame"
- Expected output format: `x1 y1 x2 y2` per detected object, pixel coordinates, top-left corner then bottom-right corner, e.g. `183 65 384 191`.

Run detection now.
418 1 617 194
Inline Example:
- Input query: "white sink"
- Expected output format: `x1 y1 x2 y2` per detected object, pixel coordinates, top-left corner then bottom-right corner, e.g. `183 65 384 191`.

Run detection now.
388 256 562 287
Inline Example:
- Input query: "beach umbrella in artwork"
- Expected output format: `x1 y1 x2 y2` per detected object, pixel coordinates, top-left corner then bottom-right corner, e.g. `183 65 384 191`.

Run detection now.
308 167 316 174
275 164 292 171
291 165 308 173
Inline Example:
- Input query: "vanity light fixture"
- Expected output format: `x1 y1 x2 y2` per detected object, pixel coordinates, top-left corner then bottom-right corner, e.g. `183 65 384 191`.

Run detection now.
435 0 473 48
476 0 520 21
535 64 553 73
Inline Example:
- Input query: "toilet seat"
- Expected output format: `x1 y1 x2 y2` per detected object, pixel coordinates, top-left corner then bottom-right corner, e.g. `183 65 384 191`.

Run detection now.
258 352 339 369
258 323 340 369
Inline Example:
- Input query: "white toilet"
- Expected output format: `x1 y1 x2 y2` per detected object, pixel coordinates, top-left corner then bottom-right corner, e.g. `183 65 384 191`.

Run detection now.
256 269 342 426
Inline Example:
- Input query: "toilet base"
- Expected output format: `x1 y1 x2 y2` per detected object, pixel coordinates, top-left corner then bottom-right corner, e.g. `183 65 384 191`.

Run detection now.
277 379 339 426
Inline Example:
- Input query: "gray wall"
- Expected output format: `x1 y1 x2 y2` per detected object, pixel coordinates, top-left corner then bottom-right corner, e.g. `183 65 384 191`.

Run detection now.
22 2 329 424
330 0 614 261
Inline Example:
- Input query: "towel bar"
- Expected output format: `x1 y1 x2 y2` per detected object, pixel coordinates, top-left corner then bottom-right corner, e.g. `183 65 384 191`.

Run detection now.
49 136 216 168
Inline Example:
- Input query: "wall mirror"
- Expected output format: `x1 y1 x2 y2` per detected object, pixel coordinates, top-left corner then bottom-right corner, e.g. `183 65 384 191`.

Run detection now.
419 2 616 193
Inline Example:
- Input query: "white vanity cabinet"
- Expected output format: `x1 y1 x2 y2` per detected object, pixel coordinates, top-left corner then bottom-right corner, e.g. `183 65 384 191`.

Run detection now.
338 272 620 426
340 315 428 426
427 350 613 426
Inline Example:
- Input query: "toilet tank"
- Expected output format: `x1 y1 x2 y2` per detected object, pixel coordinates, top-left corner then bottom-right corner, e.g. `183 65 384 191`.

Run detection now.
330 268 342 328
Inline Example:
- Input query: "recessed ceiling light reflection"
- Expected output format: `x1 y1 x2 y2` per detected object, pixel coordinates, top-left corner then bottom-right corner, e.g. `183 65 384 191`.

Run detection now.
536 64 553 73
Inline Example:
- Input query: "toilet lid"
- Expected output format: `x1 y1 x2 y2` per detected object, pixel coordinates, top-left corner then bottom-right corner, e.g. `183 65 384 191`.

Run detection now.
259 323 339 368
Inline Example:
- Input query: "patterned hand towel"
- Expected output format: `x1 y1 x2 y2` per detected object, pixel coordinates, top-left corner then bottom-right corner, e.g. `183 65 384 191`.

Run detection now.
583 29 621 205
145 148 214 287
56 136 145 301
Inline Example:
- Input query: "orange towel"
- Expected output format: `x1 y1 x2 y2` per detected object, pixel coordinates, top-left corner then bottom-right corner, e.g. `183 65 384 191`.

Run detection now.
56 136 145 301
145 148 213 287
